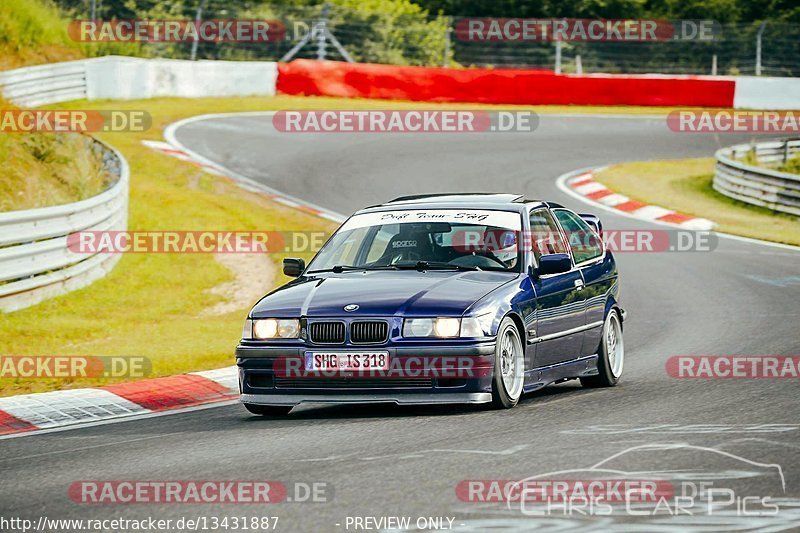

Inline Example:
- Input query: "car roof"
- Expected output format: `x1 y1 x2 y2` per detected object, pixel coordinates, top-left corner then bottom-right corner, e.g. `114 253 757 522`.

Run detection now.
359 193 559 214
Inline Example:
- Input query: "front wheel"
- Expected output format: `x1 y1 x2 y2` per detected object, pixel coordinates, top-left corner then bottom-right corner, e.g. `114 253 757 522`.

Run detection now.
581 309 624 388
243 403 293 416
491 317 525 409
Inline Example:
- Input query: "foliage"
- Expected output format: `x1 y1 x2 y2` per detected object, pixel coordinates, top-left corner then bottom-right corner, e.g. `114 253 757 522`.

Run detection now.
0 0 82 69
326 0 450 65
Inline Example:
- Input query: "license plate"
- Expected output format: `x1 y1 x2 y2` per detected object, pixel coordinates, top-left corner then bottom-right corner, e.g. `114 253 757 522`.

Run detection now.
305 351 389 371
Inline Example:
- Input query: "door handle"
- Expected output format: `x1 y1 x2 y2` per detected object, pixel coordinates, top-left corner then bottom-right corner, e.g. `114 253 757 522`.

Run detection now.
574 279 584 290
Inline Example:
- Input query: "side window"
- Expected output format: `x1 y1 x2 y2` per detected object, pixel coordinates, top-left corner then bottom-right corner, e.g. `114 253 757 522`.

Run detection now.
554 210 603 264
528 209 568 262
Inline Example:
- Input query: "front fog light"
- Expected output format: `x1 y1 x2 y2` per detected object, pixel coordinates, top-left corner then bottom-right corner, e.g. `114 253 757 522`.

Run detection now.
253 318 300 339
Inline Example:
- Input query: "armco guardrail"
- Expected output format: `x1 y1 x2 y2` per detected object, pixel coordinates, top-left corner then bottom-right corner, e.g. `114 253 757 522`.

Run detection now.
0 57 278 106
0 59 89 107
0 140 128 312
714 139 800 217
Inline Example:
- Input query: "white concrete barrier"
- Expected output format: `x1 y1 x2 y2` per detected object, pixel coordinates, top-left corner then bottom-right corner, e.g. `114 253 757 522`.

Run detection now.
85 57 278 100
733 77 800 110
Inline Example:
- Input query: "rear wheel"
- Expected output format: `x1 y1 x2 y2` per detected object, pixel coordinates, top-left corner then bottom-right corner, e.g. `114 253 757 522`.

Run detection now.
491 317 525 408
581 309 624 388
243 403 293 416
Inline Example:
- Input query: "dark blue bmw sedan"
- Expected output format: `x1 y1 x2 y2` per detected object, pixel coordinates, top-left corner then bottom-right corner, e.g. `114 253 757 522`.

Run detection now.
236 193 625 415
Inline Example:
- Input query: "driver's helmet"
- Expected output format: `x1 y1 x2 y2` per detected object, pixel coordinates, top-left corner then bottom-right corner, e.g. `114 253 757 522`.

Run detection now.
482 229 518 268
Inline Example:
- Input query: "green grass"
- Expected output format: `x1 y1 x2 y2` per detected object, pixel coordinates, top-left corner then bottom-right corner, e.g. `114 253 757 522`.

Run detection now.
742 151 800 176
0 123 112 211
0 0 82 70
594 158 800 246
0 0 143 70
776 156 800 176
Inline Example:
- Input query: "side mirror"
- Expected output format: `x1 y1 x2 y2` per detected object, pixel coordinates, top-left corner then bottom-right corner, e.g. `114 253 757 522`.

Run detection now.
579 213 602 236
536 253 572 276
283 257 305 277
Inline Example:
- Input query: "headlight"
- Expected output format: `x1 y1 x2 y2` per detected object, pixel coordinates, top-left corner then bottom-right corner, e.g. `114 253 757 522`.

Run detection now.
403 317 461 338
249 318 300 339
434 317 461 337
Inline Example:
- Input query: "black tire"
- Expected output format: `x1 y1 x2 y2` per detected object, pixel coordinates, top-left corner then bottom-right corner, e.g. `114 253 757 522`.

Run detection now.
580 309 624 388
243 403 293 416
490 317 525 409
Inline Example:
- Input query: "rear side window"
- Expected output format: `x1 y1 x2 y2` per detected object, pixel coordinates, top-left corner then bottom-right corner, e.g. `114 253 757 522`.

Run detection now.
529 209 568 262
554 210 603 264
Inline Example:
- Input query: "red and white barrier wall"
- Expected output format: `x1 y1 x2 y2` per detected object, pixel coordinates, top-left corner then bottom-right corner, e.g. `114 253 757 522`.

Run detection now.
1 56 795 110
277 59 800 110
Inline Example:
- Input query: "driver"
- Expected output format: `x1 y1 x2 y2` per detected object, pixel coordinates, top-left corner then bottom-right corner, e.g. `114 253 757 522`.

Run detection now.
481 229 518 269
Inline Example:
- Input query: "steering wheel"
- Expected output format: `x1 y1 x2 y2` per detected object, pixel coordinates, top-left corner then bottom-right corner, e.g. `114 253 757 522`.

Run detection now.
373 249 422 265
449 253 506 269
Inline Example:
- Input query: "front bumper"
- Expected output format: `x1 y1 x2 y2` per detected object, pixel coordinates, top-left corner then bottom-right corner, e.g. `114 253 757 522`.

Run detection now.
236 342 496 406
241 392 492 406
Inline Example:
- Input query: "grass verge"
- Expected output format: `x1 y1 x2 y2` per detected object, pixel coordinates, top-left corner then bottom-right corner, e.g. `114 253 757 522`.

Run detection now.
594 158 800 246
0 0 81 70
0 115 112 211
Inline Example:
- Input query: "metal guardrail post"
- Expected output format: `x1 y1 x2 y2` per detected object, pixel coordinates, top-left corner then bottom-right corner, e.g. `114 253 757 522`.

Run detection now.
443 17 452 68
756 21 767 76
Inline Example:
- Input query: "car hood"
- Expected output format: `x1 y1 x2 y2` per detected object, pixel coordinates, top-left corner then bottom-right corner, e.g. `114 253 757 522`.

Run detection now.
251 270 517 317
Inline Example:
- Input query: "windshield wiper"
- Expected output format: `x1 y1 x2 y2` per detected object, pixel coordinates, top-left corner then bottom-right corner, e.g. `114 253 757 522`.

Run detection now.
393 261 481 272
306 265 362 274
308 262 487 274
307 265 400 274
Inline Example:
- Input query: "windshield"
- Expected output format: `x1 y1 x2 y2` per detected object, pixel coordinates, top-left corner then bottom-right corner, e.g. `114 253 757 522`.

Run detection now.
307 209 523 273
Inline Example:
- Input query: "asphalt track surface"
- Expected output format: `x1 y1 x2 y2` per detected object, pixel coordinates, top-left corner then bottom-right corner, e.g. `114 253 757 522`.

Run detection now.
2 113 800 532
